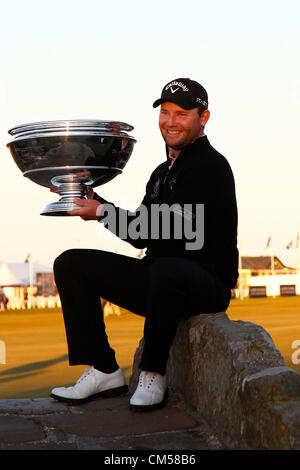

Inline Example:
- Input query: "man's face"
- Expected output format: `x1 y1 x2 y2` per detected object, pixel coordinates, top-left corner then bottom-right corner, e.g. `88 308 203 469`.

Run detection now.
158 101 209 151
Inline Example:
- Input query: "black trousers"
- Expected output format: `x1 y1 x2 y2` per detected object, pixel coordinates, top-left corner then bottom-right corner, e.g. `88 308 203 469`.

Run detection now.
53 249 231 376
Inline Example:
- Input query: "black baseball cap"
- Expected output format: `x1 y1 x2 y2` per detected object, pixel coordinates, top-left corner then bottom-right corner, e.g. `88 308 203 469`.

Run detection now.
153 78 208 110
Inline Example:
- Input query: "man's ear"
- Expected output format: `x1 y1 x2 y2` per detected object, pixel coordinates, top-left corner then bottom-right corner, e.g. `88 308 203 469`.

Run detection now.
200 109 210 127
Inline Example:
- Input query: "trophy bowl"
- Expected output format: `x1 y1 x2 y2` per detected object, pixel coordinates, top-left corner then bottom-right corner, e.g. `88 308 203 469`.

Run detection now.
7 120 136 216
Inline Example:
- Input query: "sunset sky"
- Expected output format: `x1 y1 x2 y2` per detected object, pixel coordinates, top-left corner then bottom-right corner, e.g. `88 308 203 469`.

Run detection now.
0 0 299 269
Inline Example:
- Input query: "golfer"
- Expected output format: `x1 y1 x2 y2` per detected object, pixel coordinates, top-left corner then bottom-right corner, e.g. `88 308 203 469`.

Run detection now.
50 78 239 410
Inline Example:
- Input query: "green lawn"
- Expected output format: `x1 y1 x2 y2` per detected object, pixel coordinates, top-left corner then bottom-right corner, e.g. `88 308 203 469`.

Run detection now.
0 308 144 398
0 296 299 398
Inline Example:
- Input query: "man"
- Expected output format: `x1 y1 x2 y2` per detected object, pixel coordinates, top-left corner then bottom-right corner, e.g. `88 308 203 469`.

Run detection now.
50 78 239 410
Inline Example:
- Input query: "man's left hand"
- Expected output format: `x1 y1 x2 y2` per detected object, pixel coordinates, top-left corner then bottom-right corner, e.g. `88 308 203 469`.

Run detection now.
67 198 103 221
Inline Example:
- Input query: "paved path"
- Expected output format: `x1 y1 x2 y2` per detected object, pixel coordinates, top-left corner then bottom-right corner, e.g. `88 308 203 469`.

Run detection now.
0 393 222 451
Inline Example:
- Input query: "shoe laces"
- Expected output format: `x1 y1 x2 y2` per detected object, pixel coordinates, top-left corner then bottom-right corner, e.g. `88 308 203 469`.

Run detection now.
75 367 94 385
139 371 158 390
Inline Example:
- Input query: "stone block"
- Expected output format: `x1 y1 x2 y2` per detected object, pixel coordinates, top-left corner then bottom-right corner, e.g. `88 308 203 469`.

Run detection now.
130 311 300 449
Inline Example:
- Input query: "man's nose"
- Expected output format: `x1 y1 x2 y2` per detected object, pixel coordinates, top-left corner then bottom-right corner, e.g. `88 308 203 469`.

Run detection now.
166 113 177 126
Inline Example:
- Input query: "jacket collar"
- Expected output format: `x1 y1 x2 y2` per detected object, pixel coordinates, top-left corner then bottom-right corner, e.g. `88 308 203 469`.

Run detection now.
165 135 209 168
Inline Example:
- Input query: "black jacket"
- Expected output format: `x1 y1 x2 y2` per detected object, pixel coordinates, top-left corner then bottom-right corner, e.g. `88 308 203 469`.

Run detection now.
94 135 239 289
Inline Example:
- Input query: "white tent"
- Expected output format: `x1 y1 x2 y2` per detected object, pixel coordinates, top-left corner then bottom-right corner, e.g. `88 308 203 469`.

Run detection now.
0 261 52 287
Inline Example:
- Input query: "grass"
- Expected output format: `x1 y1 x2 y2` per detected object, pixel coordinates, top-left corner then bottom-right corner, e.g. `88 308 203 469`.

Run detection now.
0 296 299 398
227 295 300 375
0 308 144 399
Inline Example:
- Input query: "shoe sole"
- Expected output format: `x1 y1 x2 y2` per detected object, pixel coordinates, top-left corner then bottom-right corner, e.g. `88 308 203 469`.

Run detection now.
50 384 128 405
129 389 168 412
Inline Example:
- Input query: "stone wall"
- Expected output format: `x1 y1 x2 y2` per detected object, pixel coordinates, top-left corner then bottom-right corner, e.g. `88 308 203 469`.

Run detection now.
129 312 300 450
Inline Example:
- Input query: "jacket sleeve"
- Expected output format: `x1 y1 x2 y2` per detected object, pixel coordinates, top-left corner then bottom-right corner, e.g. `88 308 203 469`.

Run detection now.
93 175 155 249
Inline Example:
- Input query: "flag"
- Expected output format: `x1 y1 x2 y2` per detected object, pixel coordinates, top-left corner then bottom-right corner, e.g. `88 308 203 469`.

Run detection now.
266 235 271 249
24 253 31 263
286 240 293 250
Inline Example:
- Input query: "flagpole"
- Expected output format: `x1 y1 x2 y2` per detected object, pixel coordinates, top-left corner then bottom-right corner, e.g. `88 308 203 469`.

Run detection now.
25 253 33 304
238 243 244 300
271 235 275 275
297 233 300 272
266 234 274 275
29 254 33 290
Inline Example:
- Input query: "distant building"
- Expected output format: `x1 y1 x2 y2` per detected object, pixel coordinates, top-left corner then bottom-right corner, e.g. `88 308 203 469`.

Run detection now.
240 256 296 275
36 272 57 297
235 256 299 298
0 261 58 309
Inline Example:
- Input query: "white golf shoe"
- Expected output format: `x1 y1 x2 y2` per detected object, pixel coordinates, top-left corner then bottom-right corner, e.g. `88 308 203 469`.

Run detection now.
50 366 128 404
130 371 168 411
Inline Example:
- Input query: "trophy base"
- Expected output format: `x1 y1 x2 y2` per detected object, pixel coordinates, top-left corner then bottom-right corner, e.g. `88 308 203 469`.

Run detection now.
40 200 81 216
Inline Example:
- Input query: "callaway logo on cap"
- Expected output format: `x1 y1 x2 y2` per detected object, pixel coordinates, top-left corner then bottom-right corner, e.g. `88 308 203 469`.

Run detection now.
153 78 208 110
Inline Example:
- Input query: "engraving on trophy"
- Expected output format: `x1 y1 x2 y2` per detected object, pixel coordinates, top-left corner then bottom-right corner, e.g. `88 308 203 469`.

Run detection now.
7 120 136 216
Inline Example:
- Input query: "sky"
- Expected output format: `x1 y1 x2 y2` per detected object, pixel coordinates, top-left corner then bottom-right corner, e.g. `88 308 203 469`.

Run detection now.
0 0 299 269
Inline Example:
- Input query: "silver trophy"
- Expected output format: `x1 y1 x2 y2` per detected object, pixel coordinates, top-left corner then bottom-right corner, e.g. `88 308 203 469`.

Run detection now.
7 120 136 216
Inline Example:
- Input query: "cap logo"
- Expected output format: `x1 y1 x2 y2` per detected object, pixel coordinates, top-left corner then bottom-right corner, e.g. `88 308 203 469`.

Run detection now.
165 81 189 93
196 97 208 107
